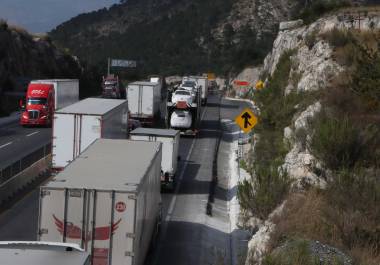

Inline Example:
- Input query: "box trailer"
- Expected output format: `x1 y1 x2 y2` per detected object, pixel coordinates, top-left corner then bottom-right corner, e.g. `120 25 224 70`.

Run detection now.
0 241 90 265
52 98 128 171
31 79 79 110
127 81 161 126
39 139 162 265
130 128 180 190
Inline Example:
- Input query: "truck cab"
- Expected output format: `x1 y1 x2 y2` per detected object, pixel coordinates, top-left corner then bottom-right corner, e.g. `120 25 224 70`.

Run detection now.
20 83 54 126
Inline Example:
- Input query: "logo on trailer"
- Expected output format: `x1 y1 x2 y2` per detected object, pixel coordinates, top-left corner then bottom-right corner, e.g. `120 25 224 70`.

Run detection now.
115 201 126 212
53 215 121 241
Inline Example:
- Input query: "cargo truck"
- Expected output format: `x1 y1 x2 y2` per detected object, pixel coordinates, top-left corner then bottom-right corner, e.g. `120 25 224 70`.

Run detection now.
127 81 161 126
20 79 79 126
52 98 128 171
187 76 208 105
0 241 90 265
39 139 162 265
167 85 201 136
102 75 125 99
130 128 180 190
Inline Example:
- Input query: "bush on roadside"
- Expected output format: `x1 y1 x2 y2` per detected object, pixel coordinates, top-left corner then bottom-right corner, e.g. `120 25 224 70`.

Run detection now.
297 0 351 24
238 163 290 220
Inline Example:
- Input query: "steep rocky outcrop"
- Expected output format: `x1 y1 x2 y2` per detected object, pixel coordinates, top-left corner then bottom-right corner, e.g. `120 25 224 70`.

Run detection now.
0 21 82 114
0 22 81 93
243 8 380 265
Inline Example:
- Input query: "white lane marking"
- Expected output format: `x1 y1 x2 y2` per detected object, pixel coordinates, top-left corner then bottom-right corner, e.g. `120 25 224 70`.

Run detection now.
0 142 12 149
26 131 40 137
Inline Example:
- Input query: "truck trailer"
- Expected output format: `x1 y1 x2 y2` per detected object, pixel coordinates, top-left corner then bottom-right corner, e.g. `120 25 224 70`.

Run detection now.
20 79 79 126
0 241 90 265
52 98 128 171
187 76 208 105
127 81 161 126
39 139 162 265
130 128 180 190
167 84 201 136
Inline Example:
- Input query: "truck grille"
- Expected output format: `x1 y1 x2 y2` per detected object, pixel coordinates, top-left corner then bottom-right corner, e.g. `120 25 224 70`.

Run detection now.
28 110 39 119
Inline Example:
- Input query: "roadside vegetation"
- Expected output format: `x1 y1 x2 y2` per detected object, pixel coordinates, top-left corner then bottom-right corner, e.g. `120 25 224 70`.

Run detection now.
266 29 380 265
237 50 319 220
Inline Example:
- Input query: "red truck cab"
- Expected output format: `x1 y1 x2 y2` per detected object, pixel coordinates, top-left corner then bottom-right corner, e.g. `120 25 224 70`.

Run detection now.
20 83 54 126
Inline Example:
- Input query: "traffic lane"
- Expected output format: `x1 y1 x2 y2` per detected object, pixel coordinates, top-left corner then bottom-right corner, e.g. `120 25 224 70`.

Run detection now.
0 189 39 241
153 94 231 265
0 125 51 169
0 120 49 145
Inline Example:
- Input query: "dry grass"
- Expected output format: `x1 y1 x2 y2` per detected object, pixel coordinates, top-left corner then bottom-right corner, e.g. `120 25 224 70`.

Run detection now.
270 185 380 265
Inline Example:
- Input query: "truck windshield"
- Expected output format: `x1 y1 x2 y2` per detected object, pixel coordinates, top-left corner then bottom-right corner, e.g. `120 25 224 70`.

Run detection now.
27 98 47 105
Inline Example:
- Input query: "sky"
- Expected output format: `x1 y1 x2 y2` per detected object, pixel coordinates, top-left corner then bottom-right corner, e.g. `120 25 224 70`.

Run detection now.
0 0 120 33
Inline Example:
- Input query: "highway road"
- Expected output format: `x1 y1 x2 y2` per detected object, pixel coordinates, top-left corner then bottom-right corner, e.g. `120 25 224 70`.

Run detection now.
0 121 51 169
0 94 251 264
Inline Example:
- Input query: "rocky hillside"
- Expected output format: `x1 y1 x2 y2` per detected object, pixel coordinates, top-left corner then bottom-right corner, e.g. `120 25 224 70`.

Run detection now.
50 0 336 76
0 20 105 116
236 6 380 265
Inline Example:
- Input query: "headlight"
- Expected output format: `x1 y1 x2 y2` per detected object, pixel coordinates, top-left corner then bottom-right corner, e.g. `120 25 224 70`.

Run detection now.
40 115 47 119
22 113 28 119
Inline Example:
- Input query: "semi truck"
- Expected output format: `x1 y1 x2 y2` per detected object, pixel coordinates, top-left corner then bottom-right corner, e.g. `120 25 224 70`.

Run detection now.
52 98 128 171
130 128 180 190
102 75 124 99
167 84 201 136
39 139 162 265
127 81 161 126
20 79 79 126
0 241 90 265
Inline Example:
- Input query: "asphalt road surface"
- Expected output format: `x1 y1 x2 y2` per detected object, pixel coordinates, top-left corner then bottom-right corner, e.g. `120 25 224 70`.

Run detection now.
0 121 52 169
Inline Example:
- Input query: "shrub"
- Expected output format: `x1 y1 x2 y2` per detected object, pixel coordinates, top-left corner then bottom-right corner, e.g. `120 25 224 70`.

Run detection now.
263 240 322 265
307 112 365 170
298 0 351 24
237 163 290 220
320 28 354 48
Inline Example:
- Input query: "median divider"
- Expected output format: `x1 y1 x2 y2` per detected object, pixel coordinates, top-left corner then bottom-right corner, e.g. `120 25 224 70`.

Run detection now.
0 143 51 205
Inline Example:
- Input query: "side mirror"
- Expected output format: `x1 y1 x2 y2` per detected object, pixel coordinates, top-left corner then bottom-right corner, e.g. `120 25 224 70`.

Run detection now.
19 99 25 111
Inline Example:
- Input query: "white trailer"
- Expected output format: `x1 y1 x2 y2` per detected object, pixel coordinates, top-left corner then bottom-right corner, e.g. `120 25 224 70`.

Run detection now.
52 98 128 171
127 81 161 126
0 241 90 265
39 139 162 265
130 128 180 190
188 76 208 105
31 79 79 110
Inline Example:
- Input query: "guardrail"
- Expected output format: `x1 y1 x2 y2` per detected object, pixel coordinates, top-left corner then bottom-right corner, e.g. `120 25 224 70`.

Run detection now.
0 143 51 186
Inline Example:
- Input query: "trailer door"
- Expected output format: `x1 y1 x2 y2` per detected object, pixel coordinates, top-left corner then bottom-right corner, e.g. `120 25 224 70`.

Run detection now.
87 191 135 265
80 115 101 153
128 85 140 116
53 113 75 169
142 85 153 116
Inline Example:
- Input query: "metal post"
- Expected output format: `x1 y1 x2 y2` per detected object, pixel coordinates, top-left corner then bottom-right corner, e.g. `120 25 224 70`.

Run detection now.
107 58 111 75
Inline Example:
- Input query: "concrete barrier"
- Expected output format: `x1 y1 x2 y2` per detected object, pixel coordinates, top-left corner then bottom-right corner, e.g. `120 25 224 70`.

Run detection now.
0 155 51 204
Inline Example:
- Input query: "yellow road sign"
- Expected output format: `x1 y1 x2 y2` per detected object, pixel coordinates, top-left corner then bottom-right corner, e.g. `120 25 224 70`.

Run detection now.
235 108 258 133
255 80 264 90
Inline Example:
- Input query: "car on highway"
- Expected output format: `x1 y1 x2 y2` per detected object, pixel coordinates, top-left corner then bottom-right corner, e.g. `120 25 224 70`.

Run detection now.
172 89 193 105
170 110 192 129
238 130 254 145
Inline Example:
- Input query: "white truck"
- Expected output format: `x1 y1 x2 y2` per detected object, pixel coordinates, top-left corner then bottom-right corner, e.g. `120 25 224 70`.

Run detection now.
52 98 128 171
39 139 162 265
0 241 90 265
127 81 161 126
130 128 180 190
187 76 208 105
